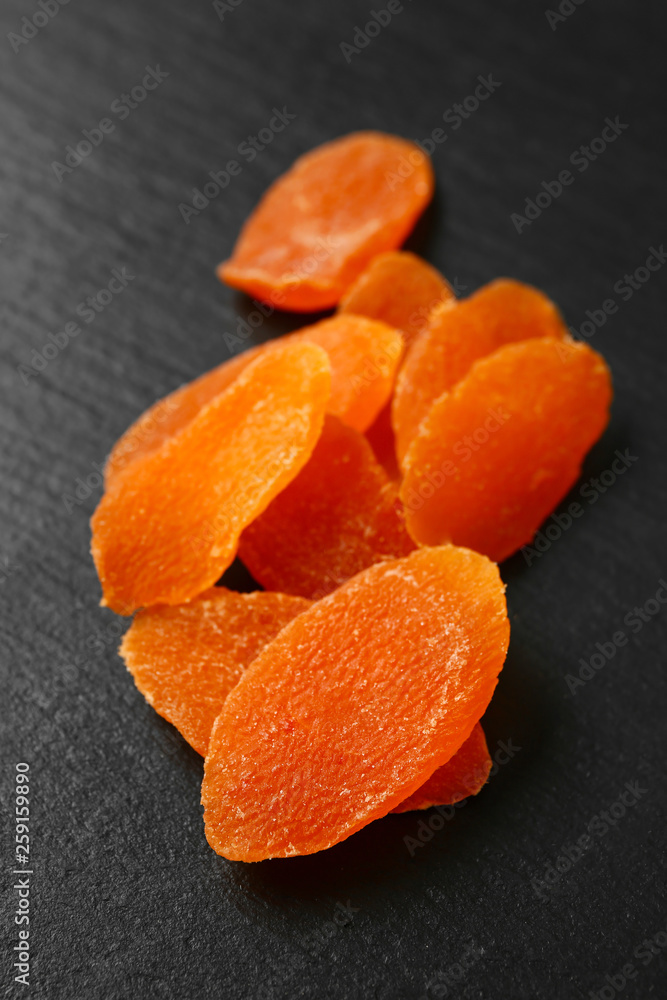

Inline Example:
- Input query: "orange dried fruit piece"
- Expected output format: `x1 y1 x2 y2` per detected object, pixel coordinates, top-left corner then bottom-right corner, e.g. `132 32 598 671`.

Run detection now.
393 279 568 463
238 414 415 599
288 314 403 433
120 588 311 756
121 585 487 814
338 250 455 347
401 337 612 563
202 545 509 861
91 342 331 614
391 722 491 813
106 315 401 486
218 132 434 312
106 350 253 486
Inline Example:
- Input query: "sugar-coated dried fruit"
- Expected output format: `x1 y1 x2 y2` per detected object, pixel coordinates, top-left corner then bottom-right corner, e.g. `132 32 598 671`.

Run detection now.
391 722 491 813
401 337 612 562
121 586 490 814
218 132 434 311
120 588 311 756
337 252 455 478
202 545 509 861
287 315 403 433
393 279 568 463
85 122 617 866
106 315 401 486
92 342 331 614
239 415 415 599
106 351 253 486
338 251 455 347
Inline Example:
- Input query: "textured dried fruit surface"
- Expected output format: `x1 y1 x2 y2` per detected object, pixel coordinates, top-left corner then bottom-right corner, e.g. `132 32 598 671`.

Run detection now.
393 279 568 463
391 722 491 813
91 342 331 614
106 350 257 486
239 415 415 599
202 545 509 861
106 316 400 486
120 588 311 756
287 314 403 433
121 583 491 814
338 251 455 347
218 132 434 311
401 337 612 562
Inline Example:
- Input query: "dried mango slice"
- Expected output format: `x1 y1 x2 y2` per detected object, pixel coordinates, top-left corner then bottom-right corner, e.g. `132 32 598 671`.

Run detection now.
91 342 331 614
106 351 253 486
120 588 311 756
288 315 402 433
218 132 434 312
202 545 509 861
107 315 401 486
401 337 612 563
121 586 488 815
393 279 568 463
238 415 415 599
338 250 455 347
391 722 491 813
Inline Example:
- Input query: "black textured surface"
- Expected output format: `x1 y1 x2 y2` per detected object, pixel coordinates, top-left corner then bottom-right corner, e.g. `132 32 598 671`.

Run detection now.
1 1 666 998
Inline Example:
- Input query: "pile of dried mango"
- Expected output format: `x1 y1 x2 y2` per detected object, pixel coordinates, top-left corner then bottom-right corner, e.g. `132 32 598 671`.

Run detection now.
91 132 612 862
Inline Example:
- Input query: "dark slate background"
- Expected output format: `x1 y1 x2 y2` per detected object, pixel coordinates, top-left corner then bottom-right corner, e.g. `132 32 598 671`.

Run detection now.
1 1 666 997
